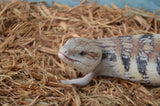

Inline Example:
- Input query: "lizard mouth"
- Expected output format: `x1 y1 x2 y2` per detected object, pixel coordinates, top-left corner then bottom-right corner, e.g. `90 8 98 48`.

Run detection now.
58 52 90 67
58 52 75 62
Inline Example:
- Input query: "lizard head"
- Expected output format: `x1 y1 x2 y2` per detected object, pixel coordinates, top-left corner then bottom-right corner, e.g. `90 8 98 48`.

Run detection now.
58 37 102 74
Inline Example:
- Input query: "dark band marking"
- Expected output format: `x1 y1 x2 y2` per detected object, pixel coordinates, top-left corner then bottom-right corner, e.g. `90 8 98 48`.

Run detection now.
137 34 153 83
102 51 117 61
121 54 130 71
157 57 160 75
137 56 147 75
118 36 132 72
140 34 153 39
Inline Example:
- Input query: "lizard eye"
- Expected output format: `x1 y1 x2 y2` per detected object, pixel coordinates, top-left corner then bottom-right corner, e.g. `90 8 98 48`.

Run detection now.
79 51 85 56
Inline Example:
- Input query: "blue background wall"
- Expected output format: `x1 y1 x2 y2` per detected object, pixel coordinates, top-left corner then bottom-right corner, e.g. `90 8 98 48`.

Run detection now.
6 0 160 13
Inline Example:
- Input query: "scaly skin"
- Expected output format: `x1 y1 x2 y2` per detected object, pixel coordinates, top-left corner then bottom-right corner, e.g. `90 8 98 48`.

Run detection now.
58 34 160 86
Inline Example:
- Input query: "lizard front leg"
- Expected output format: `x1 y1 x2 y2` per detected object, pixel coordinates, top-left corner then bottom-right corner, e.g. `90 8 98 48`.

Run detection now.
61 71 95 86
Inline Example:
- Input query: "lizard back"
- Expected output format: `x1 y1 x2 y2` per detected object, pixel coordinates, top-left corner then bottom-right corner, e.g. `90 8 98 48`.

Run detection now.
95 34 160 86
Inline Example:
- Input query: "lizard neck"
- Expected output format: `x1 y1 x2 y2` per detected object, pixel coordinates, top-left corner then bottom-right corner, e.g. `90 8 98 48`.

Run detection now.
94 37 117 62
94 37 122 77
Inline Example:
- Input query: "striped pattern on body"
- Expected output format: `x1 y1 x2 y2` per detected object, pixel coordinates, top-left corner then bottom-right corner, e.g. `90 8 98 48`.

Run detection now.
95 34 160 85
